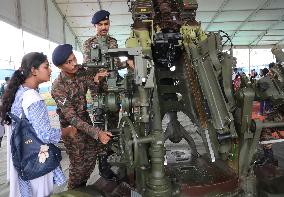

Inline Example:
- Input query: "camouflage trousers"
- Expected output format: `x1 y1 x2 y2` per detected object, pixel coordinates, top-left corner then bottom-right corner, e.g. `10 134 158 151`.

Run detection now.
106 111 119 130
63 132 105 190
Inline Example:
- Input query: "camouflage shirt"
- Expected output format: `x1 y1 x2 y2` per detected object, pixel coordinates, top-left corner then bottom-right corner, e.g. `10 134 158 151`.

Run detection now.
51 68 100 139
82 34 124 98
82 34 122 67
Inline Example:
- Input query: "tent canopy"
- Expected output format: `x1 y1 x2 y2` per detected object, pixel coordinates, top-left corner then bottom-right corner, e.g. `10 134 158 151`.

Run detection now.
55 0 284 48
1 0 284 49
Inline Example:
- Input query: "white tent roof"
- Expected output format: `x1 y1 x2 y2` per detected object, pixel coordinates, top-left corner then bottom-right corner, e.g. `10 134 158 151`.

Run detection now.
55 0 284 48
0 0 283 49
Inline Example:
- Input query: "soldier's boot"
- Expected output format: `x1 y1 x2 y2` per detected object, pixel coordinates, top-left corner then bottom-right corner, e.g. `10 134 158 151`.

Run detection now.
98 154 119 182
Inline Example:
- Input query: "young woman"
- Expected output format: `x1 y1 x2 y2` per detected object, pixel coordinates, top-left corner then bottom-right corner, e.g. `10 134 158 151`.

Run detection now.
0 52 77 197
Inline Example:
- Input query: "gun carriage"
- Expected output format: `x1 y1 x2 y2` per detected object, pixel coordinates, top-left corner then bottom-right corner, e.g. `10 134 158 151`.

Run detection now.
55 1 284 196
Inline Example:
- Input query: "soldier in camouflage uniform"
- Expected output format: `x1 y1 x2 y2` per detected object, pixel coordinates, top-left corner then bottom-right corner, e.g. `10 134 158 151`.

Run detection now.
51 44 112 189
82 10 123 181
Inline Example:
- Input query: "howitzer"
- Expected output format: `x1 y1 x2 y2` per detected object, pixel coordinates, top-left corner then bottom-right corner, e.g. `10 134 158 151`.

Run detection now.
53 1 284 196
79 40 125 130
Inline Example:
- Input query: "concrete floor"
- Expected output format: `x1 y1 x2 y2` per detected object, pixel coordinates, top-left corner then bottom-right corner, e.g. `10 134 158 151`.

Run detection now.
2 111 283 196
0 113 101 197
0 111 205 196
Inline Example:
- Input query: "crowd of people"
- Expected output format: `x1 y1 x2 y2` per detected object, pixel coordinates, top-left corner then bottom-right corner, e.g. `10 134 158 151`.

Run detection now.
232 62 284 167
232 62 281 117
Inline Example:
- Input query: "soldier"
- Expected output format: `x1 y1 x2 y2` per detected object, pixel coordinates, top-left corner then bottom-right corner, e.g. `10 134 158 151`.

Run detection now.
51 44 113 189
82 10 125 181
83 10 121 66
0 77 10 98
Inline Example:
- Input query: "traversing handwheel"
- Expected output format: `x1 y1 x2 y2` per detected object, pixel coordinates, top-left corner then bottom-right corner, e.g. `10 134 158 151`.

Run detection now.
119 116 139 168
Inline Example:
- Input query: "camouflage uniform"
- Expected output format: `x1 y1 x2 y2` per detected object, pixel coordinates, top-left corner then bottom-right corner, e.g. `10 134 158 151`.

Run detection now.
82 35 123 181
51 68 104 189
82 35 122 129
82 35 121 66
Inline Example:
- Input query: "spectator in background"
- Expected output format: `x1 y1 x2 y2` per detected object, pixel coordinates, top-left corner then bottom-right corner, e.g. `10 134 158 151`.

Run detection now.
233 72 242 92
0 77 10 98
258 68 272 115
261 68 269 77
232 68 238 80
268 62 275 77
259 69 263 77
4 77 10 89
250 69 258 82
269 62 276 70
0 117 4 148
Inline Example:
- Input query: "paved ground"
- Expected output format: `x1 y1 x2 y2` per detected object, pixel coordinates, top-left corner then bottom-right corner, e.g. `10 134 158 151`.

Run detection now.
4 111 284 197
0 111 206 196
0 93 208 196
0 112 101 197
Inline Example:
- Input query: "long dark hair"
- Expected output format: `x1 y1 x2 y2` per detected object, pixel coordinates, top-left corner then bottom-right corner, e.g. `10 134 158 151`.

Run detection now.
0 52 47 125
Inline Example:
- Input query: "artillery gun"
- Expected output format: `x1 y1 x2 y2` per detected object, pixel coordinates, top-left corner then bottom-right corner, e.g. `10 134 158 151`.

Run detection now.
53 1 284 197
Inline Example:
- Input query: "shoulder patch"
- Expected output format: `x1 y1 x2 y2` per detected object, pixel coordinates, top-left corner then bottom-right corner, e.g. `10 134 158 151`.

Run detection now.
57 98 67 106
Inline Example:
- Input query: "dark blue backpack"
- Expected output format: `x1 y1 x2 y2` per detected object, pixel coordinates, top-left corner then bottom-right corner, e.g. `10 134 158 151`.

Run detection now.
8 111 62 181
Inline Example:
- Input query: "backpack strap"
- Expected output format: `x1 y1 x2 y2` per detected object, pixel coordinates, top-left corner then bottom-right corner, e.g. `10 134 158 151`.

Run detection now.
21 89 43 119
7 112 21 123
7 89 43 123
21 108 27 119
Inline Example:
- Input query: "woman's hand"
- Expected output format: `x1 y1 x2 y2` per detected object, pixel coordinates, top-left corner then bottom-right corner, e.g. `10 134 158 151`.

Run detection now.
94 69 109 84
61 125 77 138
98 130 112 144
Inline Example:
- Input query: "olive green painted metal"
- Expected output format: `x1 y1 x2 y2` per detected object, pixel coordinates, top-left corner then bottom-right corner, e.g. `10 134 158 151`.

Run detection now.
53 1 284 196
